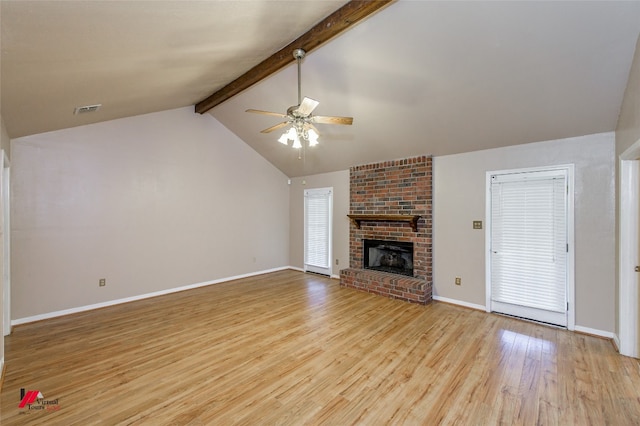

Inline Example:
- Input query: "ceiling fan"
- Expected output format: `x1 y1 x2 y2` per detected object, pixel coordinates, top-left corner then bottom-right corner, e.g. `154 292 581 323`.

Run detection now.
246 48 353 149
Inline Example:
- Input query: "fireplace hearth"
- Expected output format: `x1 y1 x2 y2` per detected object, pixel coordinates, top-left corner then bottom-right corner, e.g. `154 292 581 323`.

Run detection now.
364 239 413 277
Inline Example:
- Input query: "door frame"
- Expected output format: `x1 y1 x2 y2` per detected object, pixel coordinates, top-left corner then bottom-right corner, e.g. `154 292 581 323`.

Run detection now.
485 164 575 330
618 138 640 357
2 150 10 336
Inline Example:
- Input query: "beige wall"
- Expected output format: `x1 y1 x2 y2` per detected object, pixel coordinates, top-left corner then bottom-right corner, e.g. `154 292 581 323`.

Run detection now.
289 170 349 277
11 107 290 320
434 132 616 333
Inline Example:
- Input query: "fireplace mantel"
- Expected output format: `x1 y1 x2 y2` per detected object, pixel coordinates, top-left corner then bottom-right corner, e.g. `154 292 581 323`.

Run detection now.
347 214 421 232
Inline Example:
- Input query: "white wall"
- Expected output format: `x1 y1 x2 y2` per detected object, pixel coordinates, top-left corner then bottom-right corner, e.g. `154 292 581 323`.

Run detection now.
434 133 616 333
289 170 349 277
11 107 290 321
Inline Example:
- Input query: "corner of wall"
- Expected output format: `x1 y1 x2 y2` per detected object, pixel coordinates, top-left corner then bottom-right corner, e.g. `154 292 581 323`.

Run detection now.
0 115 9 159
616 32 640 155
614 31 640 341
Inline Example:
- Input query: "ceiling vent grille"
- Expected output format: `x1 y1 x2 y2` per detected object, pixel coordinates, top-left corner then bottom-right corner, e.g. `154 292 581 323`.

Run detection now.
73 104 102 115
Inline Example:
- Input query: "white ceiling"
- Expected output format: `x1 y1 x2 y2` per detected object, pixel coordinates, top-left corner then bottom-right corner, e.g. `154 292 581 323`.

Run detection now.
1 0 348 136
3 1 640 178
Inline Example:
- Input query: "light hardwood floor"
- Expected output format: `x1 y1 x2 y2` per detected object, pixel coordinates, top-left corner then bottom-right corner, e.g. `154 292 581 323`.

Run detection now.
1 270 639 425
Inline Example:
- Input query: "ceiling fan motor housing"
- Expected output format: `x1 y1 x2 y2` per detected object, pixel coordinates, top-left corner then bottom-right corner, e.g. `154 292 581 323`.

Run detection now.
287 105 304 118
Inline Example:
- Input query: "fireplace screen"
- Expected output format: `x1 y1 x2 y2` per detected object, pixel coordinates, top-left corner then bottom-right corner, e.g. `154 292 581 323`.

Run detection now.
363 239 414 277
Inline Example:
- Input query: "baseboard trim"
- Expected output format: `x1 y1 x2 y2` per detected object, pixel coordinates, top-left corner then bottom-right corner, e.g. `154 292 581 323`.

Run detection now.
574 325 615 340
432 296 615 340
432 295 486 311
612 333 621 352
12 266 290 326
11 270 619 345
289 266 339 280
0 357 5 391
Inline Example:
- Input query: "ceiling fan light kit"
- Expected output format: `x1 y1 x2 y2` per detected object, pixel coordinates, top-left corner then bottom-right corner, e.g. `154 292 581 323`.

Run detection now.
246 49 353 151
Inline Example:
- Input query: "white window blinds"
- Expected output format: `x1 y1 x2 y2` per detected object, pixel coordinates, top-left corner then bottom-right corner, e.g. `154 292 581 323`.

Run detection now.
491 171 567 314
304 188 332 271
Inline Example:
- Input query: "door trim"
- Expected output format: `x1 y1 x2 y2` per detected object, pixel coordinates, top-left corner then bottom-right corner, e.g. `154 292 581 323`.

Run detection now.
485 164 575 330
2 150 10 337
619 138 640 357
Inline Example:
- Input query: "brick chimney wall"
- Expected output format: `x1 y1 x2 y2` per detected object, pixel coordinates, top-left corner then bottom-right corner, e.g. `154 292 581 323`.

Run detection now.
340 156 433 304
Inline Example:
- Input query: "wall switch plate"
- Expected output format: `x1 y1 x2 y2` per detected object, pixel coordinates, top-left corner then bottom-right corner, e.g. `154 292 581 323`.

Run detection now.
455 277 462 285
473 221 483 229
99 278 106 287
336 259 339 265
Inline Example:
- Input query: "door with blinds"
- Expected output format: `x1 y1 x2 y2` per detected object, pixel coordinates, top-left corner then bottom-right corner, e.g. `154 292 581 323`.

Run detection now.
304 187 333 276
489 168 571 327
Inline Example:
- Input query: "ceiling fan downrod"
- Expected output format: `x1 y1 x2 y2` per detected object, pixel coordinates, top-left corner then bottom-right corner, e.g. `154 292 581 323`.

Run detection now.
293 48 306 107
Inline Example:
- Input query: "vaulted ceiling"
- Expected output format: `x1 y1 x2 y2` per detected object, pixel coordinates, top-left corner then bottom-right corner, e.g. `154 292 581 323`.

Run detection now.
3 1 640 177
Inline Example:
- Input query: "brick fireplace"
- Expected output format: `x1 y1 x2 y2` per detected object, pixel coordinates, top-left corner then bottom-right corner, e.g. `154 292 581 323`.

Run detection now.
340 156 433 304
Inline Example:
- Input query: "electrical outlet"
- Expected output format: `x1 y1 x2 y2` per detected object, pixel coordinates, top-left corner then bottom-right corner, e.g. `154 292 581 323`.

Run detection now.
473 221 483 229
455 277 462 285
99 278 106 287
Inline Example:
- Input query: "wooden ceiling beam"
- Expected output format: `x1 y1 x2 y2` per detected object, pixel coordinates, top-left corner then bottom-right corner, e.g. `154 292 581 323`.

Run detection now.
194 0 394 114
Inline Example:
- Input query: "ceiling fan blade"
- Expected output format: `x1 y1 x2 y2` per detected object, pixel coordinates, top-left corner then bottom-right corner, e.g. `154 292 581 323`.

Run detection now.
246 109 287 118
311 115 354 126
295 97 319 117
260 121 290 134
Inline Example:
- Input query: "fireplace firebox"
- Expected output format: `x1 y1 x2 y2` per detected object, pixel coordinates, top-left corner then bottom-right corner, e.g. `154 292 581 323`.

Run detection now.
363 239 414 277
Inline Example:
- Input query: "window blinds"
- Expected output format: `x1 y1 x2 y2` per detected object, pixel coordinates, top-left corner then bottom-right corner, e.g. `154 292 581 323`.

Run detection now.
304 188 332 269
491 172 567 314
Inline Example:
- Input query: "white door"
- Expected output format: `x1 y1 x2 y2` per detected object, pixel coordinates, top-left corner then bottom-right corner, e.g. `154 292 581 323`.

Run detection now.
304 187 332 276
636 158 640 358
489 168 572 327
619 153 640 357
637 159 640 356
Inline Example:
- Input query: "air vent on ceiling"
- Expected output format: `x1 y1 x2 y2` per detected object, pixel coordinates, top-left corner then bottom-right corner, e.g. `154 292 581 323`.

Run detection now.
73 104 102 115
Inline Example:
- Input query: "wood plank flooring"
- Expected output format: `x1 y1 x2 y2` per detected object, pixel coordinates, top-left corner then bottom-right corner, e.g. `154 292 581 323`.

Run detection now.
1 270 639 425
